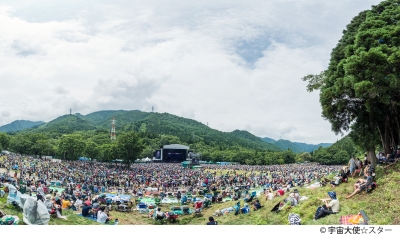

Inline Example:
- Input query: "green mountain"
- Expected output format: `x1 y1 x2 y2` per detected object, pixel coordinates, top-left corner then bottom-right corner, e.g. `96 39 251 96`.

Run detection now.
260 137 332 153
293 142 333 152
130 113 281 151
14 110 280 152
260 137 276 144
274 139 304 153
32 114 96 134
0 120 45 132
81 110 152 129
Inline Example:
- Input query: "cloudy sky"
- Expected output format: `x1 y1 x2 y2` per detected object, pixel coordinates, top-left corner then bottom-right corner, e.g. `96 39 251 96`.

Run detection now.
0 0 382 144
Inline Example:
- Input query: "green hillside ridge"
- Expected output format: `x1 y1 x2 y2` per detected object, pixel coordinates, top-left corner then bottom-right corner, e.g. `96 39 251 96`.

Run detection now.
294 142 333 152
81 110 152 129
260 137 332 153
3 110 285 163
274 139 304 153
311 136 360 165
32 115 96 134
76 110 281 151
260 137 276 144
0 120 45 133
131 113 281 151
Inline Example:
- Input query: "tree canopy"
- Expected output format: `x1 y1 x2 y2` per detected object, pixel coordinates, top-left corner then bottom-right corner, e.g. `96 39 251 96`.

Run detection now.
303 0 400 165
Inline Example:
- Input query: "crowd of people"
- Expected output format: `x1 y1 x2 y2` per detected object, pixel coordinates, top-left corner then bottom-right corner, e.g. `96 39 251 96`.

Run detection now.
0 152 380 224
1 155 342 199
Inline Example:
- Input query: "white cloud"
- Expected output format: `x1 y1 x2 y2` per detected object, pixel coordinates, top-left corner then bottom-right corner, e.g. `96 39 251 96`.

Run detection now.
0 0 382 143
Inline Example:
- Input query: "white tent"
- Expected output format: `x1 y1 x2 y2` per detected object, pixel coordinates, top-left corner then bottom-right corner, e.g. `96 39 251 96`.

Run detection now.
144 157 151 162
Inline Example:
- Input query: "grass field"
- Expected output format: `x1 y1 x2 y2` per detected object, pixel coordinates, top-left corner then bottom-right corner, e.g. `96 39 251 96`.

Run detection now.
1 163 399 225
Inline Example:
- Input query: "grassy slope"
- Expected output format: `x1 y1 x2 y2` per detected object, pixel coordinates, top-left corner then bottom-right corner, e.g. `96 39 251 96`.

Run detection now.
1 163 399 225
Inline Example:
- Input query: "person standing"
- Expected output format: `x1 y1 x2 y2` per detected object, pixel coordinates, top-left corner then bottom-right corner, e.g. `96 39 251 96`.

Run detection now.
36 184 45 202
349 156 356 178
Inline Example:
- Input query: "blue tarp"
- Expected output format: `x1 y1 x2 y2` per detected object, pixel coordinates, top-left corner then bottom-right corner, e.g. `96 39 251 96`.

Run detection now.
79 157 90 161
105 194 131 201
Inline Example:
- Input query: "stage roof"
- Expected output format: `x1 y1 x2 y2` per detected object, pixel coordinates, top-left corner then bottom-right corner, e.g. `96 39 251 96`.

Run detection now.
162 144 190 150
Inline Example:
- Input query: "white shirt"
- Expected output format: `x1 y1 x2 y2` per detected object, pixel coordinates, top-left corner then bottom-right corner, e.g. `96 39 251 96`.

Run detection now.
97 211 108 223
268 193 274 200
75 199 83 206
329 199 340 213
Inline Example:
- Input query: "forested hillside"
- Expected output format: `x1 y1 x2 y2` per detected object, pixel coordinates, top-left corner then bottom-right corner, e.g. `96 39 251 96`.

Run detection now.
311 136 360 165
0 120 44 133
260 137 332 153
0 110 297 165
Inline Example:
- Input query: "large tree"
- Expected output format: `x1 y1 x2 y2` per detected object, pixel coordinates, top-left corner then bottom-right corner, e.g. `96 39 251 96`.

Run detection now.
83 139 100 160
117 131 145 166
58 134 85 160
303 0 400 166
0 132 11 150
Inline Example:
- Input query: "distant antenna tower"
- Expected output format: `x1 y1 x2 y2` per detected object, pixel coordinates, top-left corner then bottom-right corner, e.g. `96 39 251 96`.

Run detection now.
110 117 116 140
152 106 154 112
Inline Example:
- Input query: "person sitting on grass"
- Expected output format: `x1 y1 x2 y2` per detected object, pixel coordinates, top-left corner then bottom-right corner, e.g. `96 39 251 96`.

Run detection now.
253 199 261 211
206 216 218 225
346 171 373 199
340 169 348 183
330 174 341 188
97 206 111 224
293 189 300 203
75 197 83 211
315 191 339 220
155 207 165 220
276 187 285 197
44 195 68 220
61 196 72 210
81 204 93 217
265 189 274 201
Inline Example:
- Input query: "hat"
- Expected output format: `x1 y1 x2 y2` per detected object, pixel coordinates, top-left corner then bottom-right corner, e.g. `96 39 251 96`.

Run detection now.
327 191 337 200
46 194 52 200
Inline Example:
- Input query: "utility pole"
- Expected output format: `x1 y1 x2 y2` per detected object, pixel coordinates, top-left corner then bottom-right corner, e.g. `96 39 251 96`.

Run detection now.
111 117 116 140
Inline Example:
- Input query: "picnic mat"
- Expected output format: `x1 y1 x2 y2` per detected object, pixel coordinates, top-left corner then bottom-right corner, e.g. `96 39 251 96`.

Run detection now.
222 197 232 202
161 197 179 204
105 194 131 200
138 197 155 204
339 215 353 225
220 207 234 215
49 187 65 193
